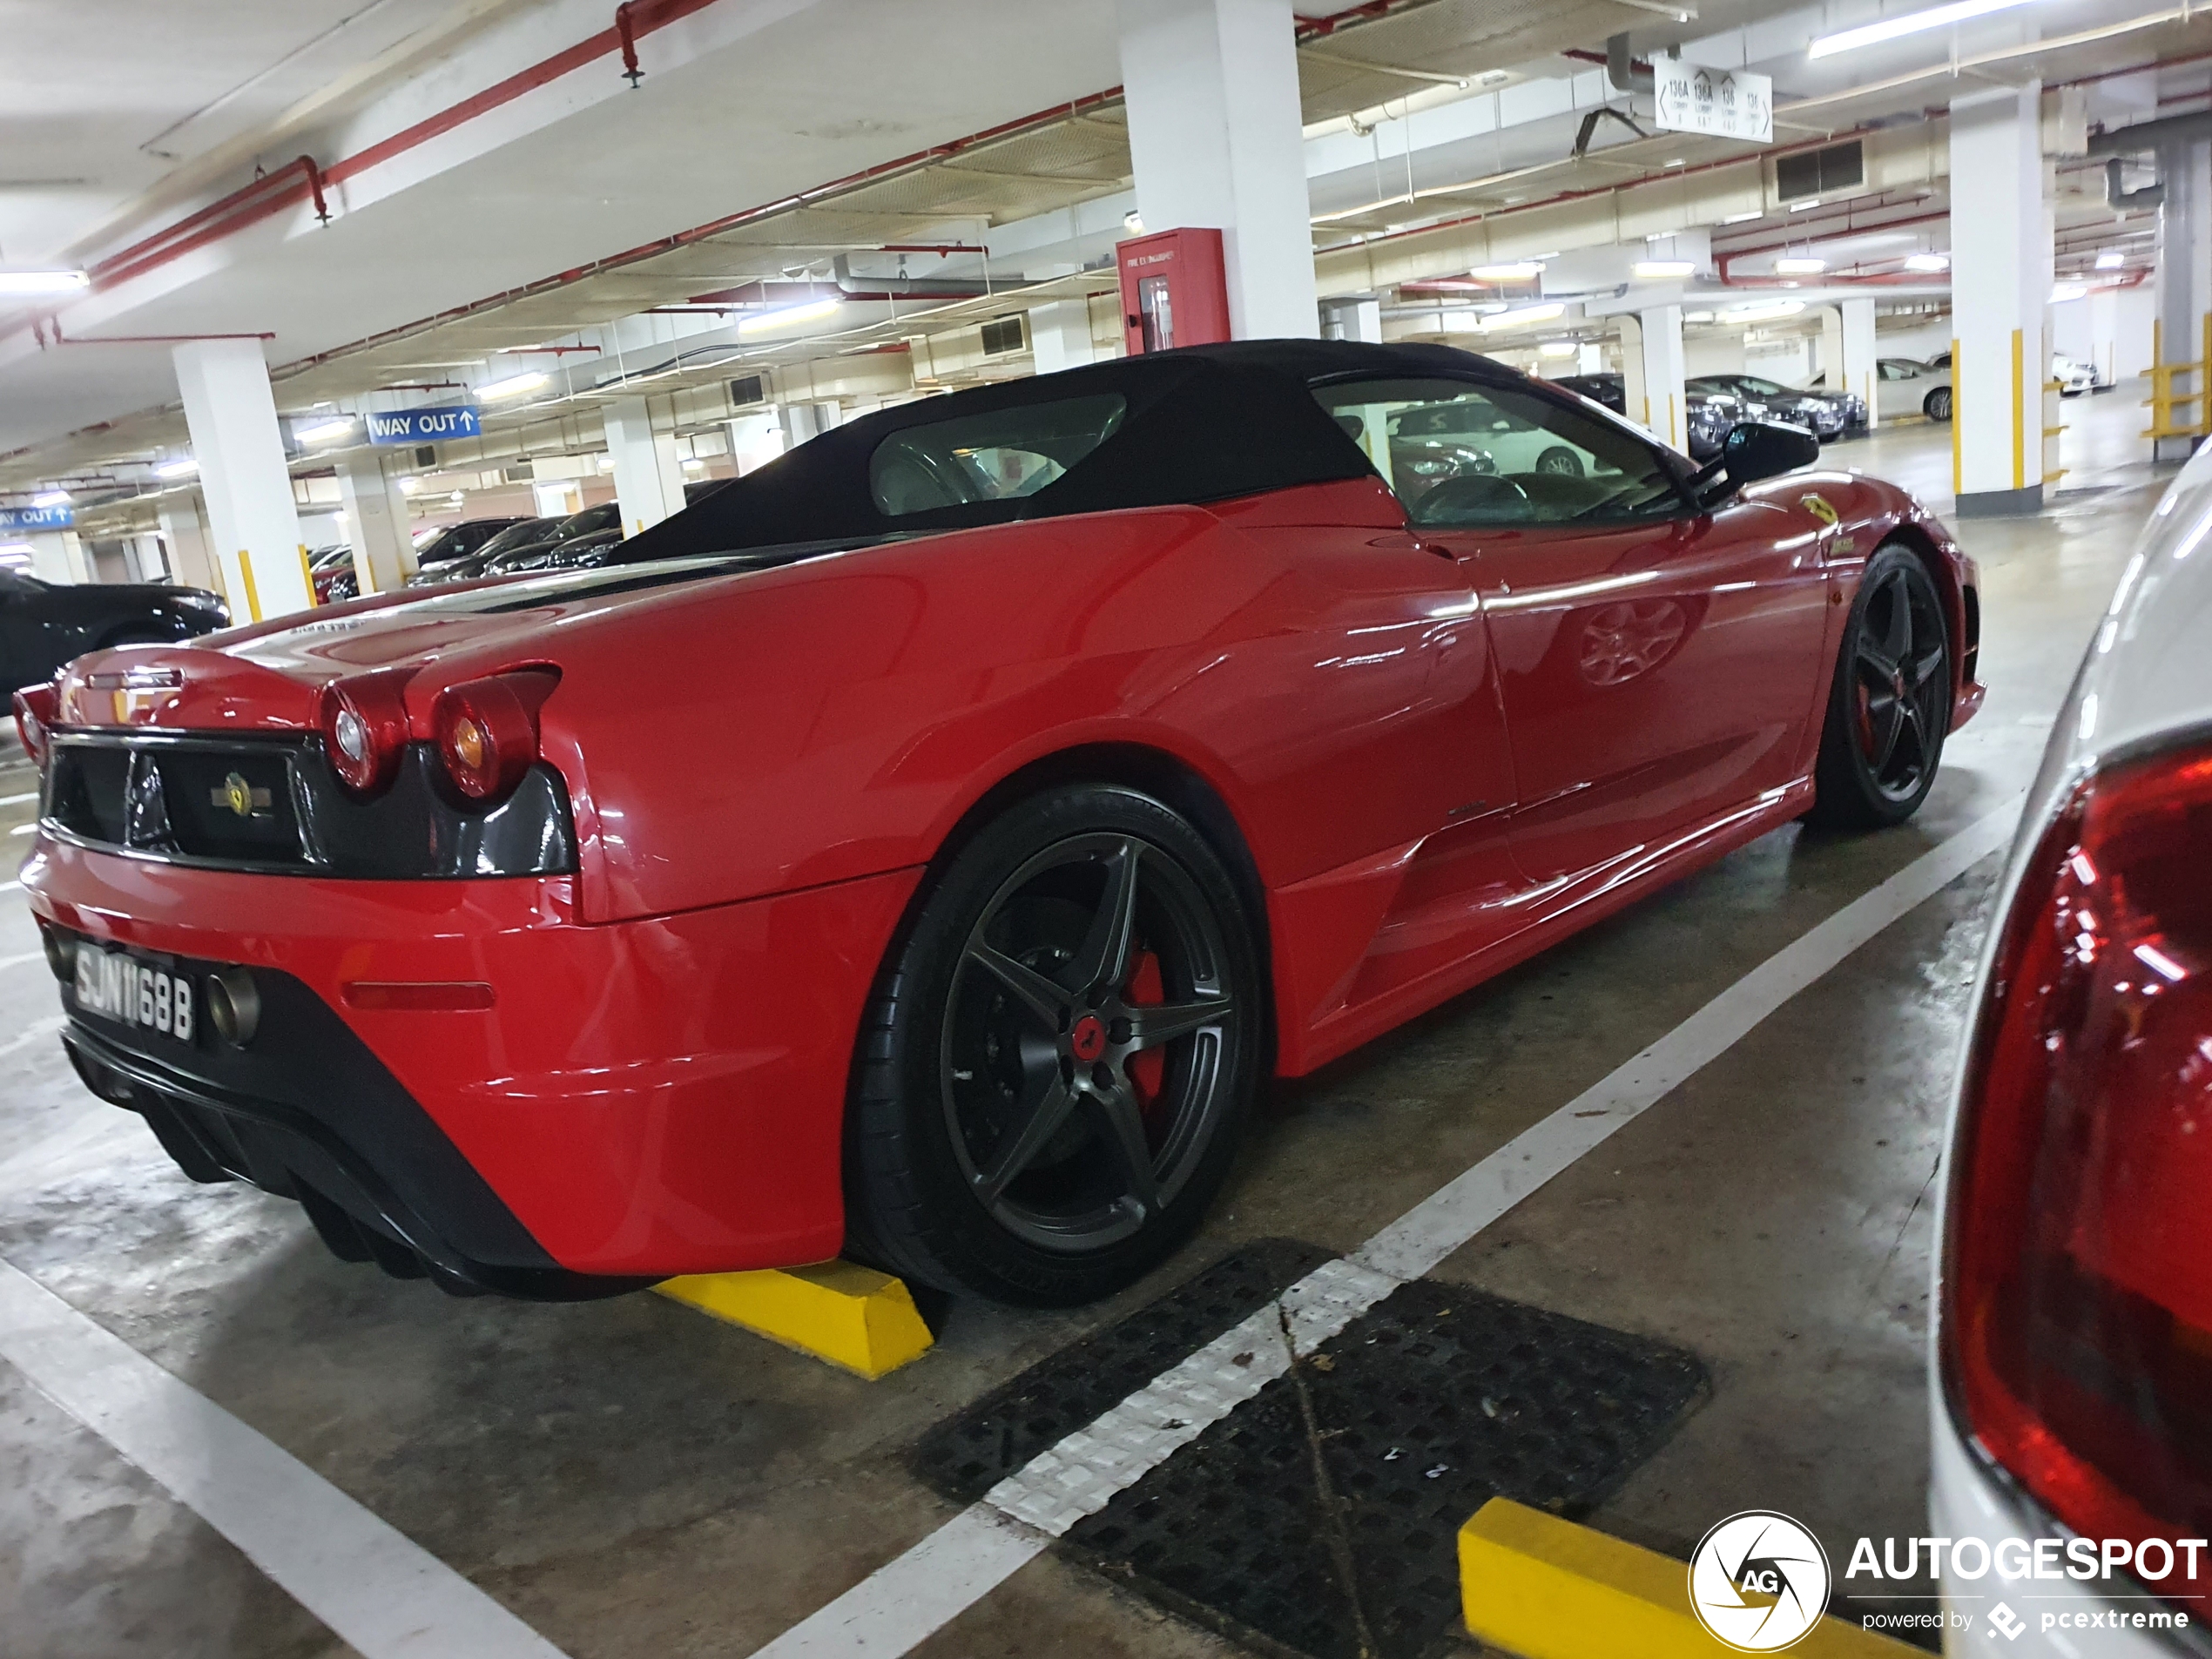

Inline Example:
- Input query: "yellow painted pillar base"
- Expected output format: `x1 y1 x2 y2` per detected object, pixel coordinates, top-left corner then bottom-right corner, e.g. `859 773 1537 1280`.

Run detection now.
656 1260 934 1379
1460 1498 1917 1657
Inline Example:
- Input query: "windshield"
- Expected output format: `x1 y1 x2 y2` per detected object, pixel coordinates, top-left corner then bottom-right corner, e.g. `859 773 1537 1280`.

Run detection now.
1313 375 1689 528
475 517 562 558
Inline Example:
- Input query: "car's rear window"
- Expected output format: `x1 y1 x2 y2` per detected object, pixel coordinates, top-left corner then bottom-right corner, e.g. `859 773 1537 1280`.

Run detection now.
868 394 1128 516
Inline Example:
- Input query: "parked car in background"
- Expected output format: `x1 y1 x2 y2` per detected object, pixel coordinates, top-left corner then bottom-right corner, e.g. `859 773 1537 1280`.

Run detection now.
1687 373 1866 440
1549 372 1761 462
2051 353 2098 396
0 567 227 691
1932 437 2212 1652
1875 356 1952 422
409 516 526 580
408 516 557 586
307 545 354 605
481 526 626 577
409 505 624 586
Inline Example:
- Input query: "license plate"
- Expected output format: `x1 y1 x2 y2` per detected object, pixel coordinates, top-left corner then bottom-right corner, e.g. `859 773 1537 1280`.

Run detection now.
73 948 196 1045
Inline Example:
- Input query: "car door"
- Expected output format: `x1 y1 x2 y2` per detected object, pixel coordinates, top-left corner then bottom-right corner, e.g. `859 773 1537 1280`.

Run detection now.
1314 376 1831 890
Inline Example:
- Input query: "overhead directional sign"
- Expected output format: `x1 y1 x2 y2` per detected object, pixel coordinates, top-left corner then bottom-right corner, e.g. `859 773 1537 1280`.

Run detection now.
0 502 71 533
366 405 482 445
1652 54 1773 145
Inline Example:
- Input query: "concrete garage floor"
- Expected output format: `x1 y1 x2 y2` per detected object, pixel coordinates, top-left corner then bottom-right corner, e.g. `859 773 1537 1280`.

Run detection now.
0 395 2175 1659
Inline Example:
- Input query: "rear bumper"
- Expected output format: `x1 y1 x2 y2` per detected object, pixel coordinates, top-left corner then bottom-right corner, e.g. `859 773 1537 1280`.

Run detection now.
24 837 921 1281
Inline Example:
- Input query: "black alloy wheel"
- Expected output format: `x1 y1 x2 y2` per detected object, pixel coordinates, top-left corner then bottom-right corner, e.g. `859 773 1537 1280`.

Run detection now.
1925 386 1952 422
1807 544 1951 829
846 785 1261 1305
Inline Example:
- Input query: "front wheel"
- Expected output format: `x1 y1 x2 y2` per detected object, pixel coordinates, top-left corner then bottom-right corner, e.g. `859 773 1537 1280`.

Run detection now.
1534 446 1584 477
1925 387 1952 422
1805 545 1951 829
846 785 1263 1305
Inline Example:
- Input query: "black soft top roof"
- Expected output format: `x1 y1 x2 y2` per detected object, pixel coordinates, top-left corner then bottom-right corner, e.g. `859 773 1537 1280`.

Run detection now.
619 339 1526 560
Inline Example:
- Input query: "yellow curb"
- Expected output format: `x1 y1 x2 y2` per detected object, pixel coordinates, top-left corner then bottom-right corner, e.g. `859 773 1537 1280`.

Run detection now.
1460 1498 1918 1657
655 1260 935 1379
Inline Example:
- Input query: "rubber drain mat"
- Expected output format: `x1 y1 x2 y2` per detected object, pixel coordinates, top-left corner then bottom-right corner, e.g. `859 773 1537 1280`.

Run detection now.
1065 1278 1709 1659
914 1237 1334 1504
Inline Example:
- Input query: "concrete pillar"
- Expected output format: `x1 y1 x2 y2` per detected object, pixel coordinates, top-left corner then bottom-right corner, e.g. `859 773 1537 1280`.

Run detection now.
1949 85 2050 514
25 529 89 585
156 496 218 593
172 338 311 619
1823 298 1880 430
1030 300 1098 374
602 397 685 537
1321 298 1382 343
1116 0 1318 341
727 413 786 476
780 402 840 446
335 449 416 595
1637 305 1688 452
2155 138 2212 462
1618 314 1647 433
1577 341 1606 374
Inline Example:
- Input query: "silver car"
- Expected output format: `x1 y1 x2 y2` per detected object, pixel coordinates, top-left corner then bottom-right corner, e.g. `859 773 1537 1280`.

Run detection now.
1931 445 2212 1652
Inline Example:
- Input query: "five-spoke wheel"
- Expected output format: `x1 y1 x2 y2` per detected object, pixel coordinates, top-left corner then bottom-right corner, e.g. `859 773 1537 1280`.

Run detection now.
846 786 1260 1305
1809 544 1952 827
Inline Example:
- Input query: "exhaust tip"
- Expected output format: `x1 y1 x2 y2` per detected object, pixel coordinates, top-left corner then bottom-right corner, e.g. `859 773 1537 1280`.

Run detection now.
206 968 260 1048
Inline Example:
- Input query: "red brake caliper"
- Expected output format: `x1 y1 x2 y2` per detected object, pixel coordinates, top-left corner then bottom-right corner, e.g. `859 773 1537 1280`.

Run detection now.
1124 948 1167 1116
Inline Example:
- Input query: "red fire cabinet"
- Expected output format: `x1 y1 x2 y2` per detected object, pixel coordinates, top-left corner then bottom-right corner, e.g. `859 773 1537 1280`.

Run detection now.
1116 226 1231 354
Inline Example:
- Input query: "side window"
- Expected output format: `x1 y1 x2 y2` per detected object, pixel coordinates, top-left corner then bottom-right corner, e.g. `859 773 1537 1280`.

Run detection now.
868 394 1128 516
1312 377 1689 529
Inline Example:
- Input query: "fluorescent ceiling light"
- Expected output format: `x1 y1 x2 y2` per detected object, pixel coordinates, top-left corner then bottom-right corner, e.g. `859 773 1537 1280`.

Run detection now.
680 457 705 471
1478 301 1566 331
2052 281 2088 302
0 542 34 556
2096 250 2125 269
1789 199 1822 212
1905 253 1951 272
1723 210 1764 224
1538 340 1580 358
154 457 198 479
737 298 840 335
30 489 70 508
294 417 356 444
1722 299 1807 323
478 370 550 401
1469 261 1544 281
1633 260 1696 279
1810 0 2040 57
1774 256 1827 274
0 268 88 295
1683 310 1716 322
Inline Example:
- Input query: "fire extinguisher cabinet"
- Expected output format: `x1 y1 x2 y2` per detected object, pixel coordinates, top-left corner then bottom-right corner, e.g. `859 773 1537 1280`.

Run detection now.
1116 227 1231 355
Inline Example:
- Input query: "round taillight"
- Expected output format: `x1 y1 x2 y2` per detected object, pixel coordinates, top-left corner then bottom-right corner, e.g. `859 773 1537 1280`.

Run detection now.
316 671 411 797
12 684 56 772
431 673 547 804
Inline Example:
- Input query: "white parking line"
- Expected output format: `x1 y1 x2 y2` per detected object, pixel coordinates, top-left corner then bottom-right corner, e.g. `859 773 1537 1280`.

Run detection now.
0 950 46 974
0 792 37 807
755 796 2024 1657
0 1261 573 1659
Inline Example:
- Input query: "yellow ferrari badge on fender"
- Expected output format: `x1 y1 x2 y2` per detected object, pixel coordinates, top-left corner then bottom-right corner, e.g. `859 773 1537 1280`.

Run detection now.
1800 493 1840 527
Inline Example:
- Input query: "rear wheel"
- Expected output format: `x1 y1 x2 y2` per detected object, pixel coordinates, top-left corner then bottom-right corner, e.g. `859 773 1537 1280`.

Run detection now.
1925 386 1952 422
1534 446 1583 476
1806 544 1951 829
846 785 1262 1305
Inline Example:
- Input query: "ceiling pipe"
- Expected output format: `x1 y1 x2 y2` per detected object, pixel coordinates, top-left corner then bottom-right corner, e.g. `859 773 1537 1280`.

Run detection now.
1606 34 1656 95
89 157 329 293
831 254 989 298
2107 157 2166 208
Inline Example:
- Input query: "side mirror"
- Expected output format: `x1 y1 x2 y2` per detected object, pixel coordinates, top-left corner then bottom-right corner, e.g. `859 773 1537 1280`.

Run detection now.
1715 420 1821 491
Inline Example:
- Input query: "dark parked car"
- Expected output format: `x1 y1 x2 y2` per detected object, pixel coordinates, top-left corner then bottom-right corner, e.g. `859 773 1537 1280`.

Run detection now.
1548 372 1760 462
0 568 228 691
481 526 625 577
409 516 526 579
423 503 624 584
307 545 355 605
1688 374 1866 440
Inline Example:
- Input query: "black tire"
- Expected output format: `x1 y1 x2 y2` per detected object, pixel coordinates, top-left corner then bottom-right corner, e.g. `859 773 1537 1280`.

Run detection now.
1924 386 1952 422
1805 544 1951 830
1534 446 1584 477
846 784 1263 1305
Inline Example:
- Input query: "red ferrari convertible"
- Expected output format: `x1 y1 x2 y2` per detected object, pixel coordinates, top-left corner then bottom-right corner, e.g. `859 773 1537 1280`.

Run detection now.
16 341 1982 1305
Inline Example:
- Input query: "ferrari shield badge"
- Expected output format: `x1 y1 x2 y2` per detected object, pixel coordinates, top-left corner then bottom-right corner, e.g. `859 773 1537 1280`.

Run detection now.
1800 492 1840 527
212 772 273 819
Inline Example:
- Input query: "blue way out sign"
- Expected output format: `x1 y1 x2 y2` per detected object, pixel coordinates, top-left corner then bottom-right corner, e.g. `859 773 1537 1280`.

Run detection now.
367 406 481 445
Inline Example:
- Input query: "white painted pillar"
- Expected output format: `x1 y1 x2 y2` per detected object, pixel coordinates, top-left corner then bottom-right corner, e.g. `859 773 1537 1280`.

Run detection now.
1839 297 1878 431
156 496 219 593
1116 0 1318 340
1617 314 1647 433
1030 300 1098 373
25 529 89 585
726 413 786 475
1321 298 1382 343
1638 305 1688 452
2155 138 2212 462
1949 84 2050 514
602 396 685 537
172 338 311 619
1577 341 1606 374
779 402 840 446
335 449 416 596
